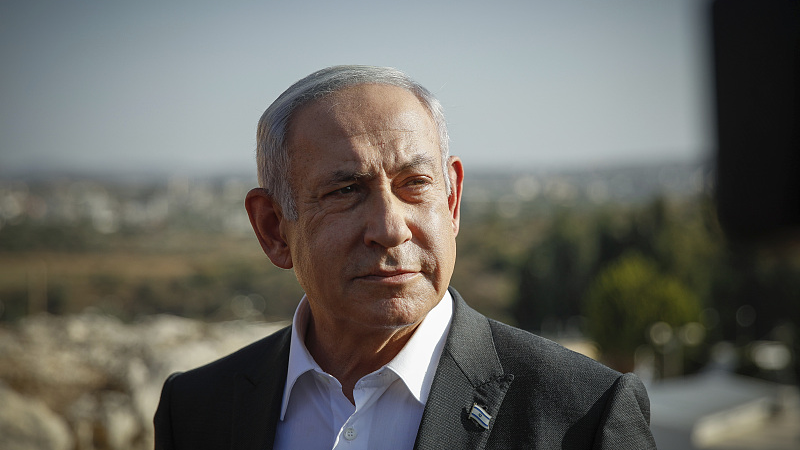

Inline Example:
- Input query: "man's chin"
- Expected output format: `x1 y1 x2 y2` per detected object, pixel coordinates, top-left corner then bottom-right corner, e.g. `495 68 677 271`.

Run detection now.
355 293 440 330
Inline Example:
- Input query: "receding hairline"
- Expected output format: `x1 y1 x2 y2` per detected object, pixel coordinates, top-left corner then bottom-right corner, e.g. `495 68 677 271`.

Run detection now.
284 82 441 150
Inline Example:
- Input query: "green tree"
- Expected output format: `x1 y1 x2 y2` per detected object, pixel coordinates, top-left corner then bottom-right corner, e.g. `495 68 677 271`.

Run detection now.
583 252 702 371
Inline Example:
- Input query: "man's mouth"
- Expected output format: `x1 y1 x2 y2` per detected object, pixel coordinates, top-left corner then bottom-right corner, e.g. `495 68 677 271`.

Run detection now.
357 269 419 284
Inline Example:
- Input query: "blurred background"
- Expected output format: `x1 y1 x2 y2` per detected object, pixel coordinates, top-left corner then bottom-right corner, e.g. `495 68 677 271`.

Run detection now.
1 1 797 449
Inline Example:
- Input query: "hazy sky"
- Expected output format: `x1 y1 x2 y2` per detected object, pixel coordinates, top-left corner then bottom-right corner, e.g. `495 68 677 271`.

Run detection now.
0 0 712 177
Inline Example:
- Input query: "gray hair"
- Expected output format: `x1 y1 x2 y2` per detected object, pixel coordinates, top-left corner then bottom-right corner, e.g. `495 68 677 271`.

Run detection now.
256 65 450 221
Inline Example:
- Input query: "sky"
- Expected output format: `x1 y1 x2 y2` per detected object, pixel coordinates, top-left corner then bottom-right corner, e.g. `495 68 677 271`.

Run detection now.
0 0 713 178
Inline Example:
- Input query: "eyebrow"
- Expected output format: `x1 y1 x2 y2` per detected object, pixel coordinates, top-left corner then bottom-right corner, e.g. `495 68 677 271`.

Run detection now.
321 153 438 187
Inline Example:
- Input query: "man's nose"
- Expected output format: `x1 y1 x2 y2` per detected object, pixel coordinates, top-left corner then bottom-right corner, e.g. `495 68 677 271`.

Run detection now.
363 191 413 248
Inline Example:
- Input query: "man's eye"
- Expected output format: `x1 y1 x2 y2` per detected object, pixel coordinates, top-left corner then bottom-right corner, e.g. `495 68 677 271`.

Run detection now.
334 185 356 195
405 178 431 189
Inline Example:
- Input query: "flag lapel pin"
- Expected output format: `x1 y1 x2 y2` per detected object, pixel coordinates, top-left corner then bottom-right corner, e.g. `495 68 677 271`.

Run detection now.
469 403 492 430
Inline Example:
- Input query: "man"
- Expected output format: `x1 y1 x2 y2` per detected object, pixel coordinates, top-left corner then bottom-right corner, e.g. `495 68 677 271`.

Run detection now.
154 65 657 449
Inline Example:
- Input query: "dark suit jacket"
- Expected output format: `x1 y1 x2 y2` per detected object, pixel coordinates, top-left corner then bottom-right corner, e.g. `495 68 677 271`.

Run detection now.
154 288 657 449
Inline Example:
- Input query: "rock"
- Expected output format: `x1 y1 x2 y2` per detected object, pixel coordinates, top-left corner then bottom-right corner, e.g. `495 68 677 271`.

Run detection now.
0 313 287 450
0 380 73 450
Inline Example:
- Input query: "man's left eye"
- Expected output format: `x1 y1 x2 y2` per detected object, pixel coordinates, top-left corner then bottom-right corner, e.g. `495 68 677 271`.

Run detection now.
335 185 356 195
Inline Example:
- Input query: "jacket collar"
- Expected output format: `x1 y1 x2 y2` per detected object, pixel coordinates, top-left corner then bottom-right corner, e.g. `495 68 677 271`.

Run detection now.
231 326 291 450
414 287 515 450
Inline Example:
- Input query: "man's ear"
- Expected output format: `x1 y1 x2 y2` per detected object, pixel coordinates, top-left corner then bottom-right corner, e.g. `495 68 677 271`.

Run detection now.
244 188 293 269
447 156 464 236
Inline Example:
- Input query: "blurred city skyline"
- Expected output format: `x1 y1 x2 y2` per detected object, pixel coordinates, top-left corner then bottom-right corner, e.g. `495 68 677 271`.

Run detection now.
1 0 711 177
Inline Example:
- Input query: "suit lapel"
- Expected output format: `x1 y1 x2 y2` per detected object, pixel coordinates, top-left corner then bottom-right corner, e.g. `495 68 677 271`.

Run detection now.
414 289 514 450
231 326 291 450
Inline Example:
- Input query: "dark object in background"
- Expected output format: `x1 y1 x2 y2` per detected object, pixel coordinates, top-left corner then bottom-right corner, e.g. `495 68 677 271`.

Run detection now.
712 0 800 244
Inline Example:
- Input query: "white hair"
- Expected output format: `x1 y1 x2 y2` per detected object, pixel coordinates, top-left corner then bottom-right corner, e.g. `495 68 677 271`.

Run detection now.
255 65 450 220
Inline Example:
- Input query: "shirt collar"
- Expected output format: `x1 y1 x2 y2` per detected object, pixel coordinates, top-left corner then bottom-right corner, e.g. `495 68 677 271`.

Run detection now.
280 290 454 420
280 295 319 420
384 290 453 404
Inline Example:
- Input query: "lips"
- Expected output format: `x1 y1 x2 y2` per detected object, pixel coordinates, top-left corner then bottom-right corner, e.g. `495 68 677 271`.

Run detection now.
356 269 420 284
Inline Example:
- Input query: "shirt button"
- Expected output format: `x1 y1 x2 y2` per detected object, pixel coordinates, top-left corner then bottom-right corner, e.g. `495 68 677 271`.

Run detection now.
343 427 358 441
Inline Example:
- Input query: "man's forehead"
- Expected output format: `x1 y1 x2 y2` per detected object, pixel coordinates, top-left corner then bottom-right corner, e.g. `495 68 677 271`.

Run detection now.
286 85 438 166
295 134 440 180
324 150 438 175
284 87 442 193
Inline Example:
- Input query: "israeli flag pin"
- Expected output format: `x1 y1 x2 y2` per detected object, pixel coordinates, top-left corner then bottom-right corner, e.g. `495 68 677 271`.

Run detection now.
469 403 492 430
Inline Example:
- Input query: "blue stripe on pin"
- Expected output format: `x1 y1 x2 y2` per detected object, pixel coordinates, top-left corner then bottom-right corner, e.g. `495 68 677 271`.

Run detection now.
469 403 492 430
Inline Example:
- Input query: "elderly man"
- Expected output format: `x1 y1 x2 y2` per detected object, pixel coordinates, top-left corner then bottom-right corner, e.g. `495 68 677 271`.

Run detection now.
154 66 657 449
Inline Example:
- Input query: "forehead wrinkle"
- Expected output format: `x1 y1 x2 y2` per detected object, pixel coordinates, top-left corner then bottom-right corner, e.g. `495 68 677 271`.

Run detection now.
397 153 438 173
328 99 434 139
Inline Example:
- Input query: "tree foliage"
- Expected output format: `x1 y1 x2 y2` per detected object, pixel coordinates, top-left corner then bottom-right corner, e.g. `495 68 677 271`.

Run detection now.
513 194 799 378
583 252 702 362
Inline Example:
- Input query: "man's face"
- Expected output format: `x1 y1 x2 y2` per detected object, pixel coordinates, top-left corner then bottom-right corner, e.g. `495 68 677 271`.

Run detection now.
280 84 462 333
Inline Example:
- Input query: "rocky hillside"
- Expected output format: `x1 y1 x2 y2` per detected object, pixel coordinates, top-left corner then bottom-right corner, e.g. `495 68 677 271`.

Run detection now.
0 313 286 450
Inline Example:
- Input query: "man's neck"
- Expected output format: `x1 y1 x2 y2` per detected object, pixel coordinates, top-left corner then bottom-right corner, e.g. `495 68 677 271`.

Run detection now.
304 316 422 404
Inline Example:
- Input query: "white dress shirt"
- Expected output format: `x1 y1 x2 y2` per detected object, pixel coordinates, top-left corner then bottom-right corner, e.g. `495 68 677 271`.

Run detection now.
273 291 454 450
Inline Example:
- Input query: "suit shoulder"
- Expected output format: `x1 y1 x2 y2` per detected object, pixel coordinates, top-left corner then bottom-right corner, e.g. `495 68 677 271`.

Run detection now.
487 319 619 384
481 320 655 448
